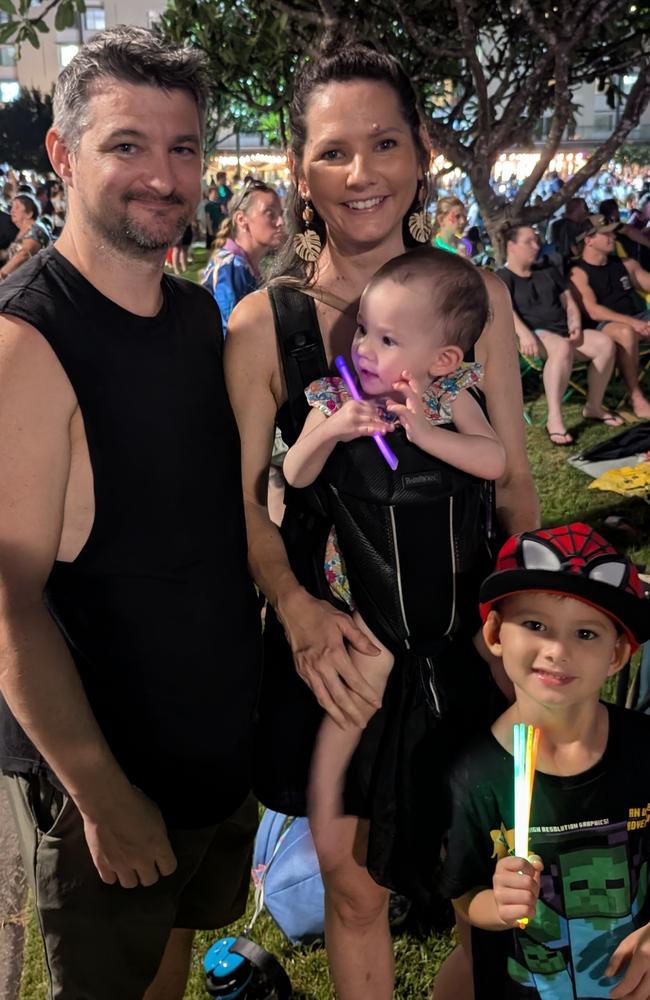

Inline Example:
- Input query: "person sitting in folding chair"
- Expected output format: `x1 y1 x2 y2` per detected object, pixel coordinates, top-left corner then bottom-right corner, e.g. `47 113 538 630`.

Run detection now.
570 213 650 419
498 225 621 446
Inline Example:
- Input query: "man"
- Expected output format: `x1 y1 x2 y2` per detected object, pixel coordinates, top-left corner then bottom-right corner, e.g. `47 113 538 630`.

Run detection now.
547 196 589 259
570 214 650 418
0 27 260 1000
499 225 620 445
205 172 232 249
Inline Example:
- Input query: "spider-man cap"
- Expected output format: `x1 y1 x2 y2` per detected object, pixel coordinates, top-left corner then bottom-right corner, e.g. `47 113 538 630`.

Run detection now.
479 523 649 651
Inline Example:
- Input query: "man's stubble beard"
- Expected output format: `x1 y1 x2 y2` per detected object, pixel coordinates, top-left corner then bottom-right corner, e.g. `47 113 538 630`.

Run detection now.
82 192 190 257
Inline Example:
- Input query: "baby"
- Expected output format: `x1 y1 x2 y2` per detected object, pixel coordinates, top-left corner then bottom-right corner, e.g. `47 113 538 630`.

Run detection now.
283 247 506 822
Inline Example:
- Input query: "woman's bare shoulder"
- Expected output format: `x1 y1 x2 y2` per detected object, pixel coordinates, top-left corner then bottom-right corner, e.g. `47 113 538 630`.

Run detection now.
480 267 510 304
224 288 286 402
228 287 274 337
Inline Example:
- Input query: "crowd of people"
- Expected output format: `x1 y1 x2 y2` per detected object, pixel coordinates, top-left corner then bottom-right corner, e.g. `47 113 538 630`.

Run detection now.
1 24 650 1000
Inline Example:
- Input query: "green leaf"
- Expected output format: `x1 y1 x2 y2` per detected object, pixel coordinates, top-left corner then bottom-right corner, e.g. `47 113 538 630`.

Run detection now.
24 22 39 48
0 20 17 42
0 0 16 14
54 0 75 30
34 18 48 32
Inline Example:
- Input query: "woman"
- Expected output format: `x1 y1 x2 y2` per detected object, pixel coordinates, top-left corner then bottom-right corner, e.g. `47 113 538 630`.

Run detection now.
499 225 621 445
225 42 538 1000
433 195 470 256
0 194 50 280
203 179 285 328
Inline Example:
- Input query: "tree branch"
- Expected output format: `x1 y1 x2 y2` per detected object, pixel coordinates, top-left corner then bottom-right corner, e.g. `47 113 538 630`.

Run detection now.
511 48 573 209
453 0 491 142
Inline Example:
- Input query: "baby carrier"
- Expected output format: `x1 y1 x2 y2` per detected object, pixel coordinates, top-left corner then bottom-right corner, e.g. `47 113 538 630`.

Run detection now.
269 284 496 663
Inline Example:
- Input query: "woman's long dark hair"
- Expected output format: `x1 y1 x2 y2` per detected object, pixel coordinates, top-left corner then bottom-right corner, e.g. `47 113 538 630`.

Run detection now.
267 39 430 285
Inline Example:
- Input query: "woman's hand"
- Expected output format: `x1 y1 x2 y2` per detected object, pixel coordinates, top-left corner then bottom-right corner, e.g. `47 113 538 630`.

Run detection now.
607 923 650 998
517 330 540 359
278 588 382 730
328 399 392 443
492 854 543 926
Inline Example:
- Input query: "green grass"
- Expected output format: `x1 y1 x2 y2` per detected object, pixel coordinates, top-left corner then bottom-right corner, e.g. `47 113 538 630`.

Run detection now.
18 276 650 1000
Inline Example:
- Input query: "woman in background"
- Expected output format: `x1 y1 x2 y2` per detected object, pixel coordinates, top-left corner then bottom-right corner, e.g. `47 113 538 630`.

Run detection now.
203 179 285 329
0 194 50 280
433 195 470 256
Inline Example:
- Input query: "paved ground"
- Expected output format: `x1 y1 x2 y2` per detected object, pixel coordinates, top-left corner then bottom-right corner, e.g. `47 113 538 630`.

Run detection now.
0 781 27 1000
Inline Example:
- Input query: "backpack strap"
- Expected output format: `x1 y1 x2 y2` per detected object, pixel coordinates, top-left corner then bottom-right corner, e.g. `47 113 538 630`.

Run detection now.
268 284 328 439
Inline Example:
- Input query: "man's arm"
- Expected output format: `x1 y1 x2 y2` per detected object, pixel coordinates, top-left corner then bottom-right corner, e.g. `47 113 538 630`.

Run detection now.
623 257 650 295
570 266 650 335
0 317 176 888
560 287 583 343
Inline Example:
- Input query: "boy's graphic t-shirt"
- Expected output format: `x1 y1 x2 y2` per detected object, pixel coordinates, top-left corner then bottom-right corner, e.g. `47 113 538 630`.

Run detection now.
442 704 650 999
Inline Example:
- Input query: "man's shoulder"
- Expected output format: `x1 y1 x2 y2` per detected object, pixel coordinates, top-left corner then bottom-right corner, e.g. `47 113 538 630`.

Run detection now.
163 273 223 333
164 272 218 308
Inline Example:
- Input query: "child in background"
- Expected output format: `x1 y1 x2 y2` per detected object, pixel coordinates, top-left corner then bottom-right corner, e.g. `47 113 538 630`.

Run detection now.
442 522 650 1000
283 247 506 823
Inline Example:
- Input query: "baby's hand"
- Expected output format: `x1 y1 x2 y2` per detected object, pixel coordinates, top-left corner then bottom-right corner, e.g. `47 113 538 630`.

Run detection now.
386 371 429 445
329 399 392 443
492 854 543 927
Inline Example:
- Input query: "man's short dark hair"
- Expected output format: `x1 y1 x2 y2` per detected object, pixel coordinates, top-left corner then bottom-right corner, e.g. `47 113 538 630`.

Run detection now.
503 224 533 246
53 25 209 152
368 247 490 355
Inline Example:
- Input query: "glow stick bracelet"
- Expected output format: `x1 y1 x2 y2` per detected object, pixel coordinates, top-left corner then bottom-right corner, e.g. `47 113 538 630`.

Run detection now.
513 722 541 928
334 355 399 471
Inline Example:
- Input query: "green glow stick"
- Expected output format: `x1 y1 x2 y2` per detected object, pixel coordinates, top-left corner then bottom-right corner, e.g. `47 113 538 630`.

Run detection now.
513 722 540 928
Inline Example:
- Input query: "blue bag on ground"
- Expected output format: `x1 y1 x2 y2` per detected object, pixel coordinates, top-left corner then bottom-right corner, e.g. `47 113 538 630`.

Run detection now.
252 810 324 944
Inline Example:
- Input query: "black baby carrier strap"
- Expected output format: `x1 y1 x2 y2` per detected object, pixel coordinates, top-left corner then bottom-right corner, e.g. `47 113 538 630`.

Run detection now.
269 283 328 441
268 283 334 590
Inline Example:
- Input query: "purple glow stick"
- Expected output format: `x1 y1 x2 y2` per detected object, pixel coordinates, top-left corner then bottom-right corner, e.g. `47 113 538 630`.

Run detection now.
335 355 399 471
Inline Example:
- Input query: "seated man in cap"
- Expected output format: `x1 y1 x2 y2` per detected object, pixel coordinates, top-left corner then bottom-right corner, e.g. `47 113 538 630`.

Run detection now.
570 213 650 417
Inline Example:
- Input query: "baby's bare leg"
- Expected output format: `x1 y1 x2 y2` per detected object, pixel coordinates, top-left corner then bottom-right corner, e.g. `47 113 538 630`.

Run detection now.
309 611 394 825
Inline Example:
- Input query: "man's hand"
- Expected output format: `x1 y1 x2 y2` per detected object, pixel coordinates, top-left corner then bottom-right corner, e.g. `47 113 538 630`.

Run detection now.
80 783 177 888
630 317 650 339
278 590 382 730
606 923 650 998
492 854 543 926
517 330 541 358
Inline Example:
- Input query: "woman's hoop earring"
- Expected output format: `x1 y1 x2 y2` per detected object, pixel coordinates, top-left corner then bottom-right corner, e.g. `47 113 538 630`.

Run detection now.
293 200 322 262
408 181 432 244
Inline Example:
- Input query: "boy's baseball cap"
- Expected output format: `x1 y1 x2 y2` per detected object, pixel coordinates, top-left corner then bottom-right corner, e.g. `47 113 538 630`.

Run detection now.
575 214 619 242
479 523 648 651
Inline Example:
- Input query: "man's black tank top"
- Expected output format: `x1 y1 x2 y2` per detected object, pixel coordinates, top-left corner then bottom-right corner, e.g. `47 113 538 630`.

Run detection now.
0 248 261 827
572 256 638 316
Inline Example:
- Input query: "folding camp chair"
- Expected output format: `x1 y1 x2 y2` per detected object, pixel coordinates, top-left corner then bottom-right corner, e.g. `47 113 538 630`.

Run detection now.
519 352 590 426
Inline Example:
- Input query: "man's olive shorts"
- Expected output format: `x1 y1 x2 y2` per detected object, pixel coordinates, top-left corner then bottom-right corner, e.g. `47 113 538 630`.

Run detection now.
3 770 257 1000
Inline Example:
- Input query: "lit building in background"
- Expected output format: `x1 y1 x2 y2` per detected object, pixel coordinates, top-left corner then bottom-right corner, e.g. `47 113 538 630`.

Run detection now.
0 1 161 101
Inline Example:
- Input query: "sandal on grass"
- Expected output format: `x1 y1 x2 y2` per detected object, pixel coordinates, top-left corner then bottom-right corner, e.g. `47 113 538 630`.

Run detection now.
546 428 574 446
582 409 624 427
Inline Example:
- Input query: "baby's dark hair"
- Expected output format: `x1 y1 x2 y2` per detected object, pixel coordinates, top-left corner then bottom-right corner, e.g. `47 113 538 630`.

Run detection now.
367 247 490 355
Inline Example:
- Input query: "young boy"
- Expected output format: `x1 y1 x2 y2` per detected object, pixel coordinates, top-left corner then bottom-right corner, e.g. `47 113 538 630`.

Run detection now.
442 522 650 1000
